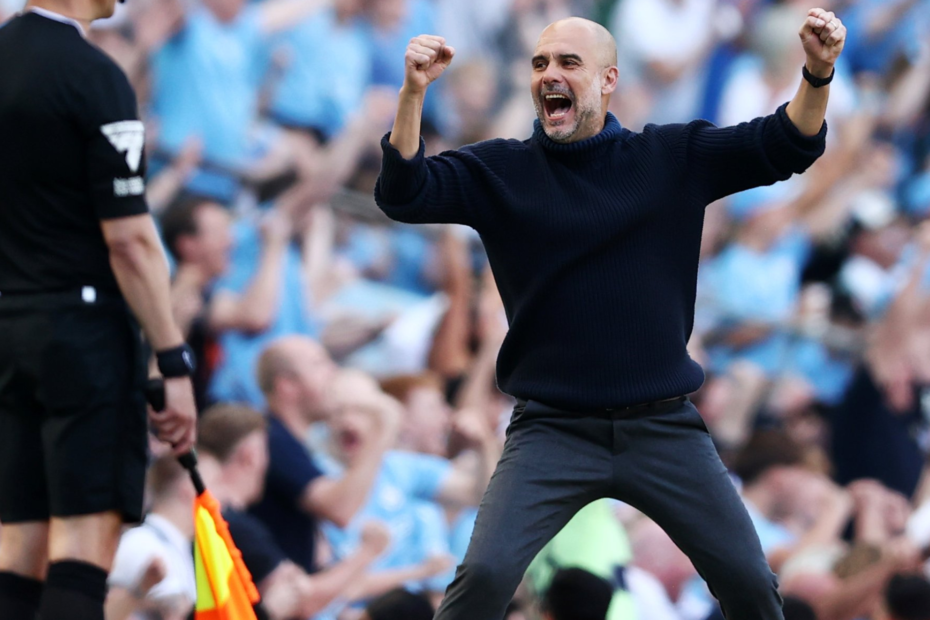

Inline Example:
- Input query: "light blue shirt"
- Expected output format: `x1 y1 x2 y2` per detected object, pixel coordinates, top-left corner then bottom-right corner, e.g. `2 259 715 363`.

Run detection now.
361 0 439 121
270 9 371 136
322 451 453 589
699 230 812 376
151 6 266 166
744 501 796 554
700 229 811 325
208 218 319 408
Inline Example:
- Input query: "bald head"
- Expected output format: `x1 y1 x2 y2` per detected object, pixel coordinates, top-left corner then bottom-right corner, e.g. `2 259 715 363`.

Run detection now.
531 17 620 143
256 335 335 415
539 17 617 70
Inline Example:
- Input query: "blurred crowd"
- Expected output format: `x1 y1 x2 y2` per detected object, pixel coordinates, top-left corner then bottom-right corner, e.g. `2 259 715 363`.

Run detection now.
4 0 930 618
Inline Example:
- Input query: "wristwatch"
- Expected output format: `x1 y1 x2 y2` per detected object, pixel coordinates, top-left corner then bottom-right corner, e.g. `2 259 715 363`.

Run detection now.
802 64 834 88
156 344 197 378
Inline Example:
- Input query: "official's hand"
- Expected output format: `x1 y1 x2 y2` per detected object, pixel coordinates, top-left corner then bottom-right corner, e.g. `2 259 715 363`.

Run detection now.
799 8 846 77
403 35 455 95
149 376 197 455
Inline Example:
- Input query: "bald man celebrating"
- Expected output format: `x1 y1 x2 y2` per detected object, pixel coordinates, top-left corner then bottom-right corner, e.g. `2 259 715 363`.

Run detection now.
376 11 846 620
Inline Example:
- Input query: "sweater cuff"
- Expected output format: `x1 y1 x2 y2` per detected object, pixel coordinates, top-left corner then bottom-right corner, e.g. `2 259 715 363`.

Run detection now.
768 103 827 172
376 133 429 206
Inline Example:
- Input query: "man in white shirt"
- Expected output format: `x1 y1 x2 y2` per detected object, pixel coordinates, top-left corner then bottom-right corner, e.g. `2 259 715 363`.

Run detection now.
107 456 197 620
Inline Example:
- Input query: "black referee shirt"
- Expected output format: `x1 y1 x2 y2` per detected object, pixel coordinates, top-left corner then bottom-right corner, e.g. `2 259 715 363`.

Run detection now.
0 10 149 295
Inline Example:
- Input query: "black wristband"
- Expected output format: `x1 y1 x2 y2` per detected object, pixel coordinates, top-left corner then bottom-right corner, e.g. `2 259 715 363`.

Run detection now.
802 65 834 88
156 344 196 378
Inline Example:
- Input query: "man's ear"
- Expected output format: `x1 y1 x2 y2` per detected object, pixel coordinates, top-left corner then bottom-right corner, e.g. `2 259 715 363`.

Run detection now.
602 66 620 95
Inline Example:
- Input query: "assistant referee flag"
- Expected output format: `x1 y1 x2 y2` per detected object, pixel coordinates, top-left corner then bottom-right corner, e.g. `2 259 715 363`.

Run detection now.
193 489 260 620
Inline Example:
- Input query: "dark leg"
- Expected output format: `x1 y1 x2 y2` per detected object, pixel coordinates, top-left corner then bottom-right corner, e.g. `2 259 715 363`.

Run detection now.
436 411 611 620
613 402 783 620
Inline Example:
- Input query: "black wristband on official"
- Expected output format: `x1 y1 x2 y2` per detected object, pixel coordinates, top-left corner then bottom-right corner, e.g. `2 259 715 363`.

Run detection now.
156 344 196 378
802 65 834 88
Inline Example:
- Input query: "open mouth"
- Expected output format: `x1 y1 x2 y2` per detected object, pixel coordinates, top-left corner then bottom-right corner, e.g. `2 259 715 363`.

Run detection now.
543 93 573 121
339 429 361 452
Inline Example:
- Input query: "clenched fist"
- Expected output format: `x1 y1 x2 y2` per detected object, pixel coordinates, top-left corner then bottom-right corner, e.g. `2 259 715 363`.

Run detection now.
799 8 846 77
403 35 455 94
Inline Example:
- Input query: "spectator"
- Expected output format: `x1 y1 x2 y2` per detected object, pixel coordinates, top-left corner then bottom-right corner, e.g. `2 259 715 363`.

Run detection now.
269 0 371 141
161 197 293 408
526 501 635 620
107 456 197 620
541 568 613 620
733 430 851 571
206 190 322 408
318 369 499 601
362 0 439 123
196 403 391 620
627 517 702 620
379 372 452 457
361 588 434 620
142 0 332 199
248 336 396 573
609 0 739 124
884 573 930 620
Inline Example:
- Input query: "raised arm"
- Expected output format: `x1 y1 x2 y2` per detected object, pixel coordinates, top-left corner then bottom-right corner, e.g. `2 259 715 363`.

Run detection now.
390 35 454 159
785 8 846 136
665 8 844 204
376 36 503 229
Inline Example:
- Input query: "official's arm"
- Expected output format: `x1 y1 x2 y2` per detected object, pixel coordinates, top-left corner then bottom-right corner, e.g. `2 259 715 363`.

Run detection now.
85 60 196 454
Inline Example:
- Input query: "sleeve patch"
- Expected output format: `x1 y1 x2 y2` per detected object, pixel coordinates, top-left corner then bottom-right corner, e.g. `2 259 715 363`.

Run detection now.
114 176 145 197
100 120 145 173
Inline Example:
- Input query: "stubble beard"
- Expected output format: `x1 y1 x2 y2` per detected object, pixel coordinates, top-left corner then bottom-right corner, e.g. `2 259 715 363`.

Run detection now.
535 81 602 144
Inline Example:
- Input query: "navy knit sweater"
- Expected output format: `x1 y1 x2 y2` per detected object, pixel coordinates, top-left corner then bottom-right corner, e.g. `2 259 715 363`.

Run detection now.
375 104 826 410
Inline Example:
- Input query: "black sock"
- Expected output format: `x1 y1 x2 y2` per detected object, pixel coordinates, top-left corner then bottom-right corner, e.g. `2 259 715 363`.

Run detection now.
0 571 43 620
37 561 107 620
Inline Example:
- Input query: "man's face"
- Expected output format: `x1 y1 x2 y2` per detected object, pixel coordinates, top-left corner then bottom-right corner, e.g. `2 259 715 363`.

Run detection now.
531 23 610 143
403 386 452 456
330 405 375 463
237 430 269 505
192 204 233 278
291 342 339 422
203 0 245 22
365 0 406 30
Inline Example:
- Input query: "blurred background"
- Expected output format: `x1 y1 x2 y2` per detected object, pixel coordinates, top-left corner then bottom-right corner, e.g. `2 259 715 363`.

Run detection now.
3 0 930 619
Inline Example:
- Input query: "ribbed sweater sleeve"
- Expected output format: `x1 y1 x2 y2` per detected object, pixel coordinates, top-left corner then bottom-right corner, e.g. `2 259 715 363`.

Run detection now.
659 102 827 204
375 134 511 229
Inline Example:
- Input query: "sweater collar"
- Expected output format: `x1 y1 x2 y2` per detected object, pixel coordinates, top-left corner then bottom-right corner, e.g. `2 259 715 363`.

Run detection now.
532 112 624 157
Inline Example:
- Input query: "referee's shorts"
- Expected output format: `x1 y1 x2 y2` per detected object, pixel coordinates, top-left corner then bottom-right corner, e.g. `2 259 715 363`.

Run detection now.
0 287 148 523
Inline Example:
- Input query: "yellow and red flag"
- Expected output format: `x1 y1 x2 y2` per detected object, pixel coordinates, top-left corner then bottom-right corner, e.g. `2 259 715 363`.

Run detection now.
193 490 260 620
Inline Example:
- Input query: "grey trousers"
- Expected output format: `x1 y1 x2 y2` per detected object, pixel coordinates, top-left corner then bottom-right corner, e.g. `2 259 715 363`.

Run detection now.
435 398 783 620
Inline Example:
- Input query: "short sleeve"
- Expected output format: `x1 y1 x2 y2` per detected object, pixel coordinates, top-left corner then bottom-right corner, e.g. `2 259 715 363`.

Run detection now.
75 59 149 220
266 421 325 505
388 451 453 501
108 527 159 588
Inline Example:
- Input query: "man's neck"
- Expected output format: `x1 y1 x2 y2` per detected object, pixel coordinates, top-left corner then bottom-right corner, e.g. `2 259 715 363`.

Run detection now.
269 401 312 441
25 1 92 34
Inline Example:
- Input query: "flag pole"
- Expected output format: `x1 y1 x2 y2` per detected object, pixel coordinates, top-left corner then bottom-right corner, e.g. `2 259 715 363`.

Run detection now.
145 378 206 496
